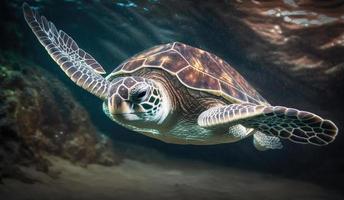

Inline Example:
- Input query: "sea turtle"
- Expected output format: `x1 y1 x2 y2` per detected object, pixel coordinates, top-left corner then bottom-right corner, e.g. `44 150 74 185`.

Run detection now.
23 3 338 150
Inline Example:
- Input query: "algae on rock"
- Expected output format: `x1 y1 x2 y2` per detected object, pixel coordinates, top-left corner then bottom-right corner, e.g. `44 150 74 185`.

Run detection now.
0 54 120 182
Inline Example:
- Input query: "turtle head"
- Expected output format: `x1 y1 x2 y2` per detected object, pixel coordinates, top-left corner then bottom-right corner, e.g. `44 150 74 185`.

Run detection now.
103 76 171 129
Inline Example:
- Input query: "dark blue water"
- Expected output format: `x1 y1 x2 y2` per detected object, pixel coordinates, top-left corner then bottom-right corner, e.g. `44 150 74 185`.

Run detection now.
2 0 344 194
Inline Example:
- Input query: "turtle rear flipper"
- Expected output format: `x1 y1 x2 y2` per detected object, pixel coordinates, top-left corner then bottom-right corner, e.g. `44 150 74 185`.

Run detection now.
23 3 109 99
198 104 338 146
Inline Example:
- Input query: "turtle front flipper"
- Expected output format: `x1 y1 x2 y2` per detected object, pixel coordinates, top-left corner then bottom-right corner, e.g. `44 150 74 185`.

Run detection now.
23 3 109 99
198 104 338 146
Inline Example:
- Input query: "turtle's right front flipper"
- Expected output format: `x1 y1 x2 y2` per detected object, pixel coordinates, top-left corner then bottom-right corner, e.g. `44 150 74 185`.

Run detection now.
198 104 338 146
23 3 109 99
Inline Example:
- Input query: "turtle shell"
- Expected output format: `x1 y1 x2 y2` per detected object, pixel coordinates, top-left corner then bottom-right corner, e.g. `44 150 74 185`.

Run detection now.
107 42 268 105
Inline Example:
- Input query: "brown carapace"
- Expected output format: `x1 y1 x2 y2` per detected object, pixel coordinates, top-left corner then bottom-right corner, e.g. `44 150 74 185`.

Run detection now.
110 42 268 105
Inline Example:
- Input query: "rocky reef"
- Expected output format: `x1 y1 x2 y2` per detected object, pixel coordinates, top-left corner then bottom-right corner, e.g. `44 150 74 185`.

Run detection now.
0 53 119 182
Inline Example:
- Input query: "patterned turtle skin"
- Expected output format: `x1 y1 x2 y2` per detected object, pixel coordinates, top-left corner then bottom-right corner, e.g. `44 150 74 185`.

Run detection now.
108 42 268 105
23 2 338 149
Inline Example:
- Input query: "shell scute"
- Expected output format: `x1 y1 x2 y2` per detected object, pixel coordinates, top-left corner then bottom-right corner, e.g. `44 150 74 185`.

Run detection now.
145 53 163 66
123 58 145 72
174 43 224 76
177 66 220 91
161 52 189 73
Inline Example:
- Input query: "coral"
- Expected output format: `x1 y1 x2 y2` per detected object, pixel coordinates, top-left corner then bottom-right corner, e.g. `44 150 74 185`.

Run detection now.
0 54 121 182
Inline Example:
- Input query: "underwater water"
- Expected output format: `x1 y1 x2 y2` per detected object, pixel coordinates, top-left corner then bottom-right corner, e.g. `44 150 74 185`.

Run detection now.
1 0 344 199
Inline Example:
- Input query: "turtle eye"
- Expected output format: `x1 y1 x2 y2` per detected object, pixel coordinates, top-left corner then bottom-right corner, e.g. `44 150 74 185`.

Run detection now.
131 88 149 103
137 91 146 99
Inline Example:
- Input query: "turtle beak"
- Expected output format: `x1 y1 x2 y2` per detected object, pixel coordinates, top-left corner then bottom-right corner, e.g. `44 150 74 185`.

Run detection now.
108 94 132 114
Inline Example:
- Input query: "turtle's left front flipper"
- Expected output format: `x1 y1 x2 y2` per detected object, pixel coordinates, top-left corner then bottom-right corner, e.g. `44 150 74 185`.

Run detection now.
23 3 109 99
198 103 338 146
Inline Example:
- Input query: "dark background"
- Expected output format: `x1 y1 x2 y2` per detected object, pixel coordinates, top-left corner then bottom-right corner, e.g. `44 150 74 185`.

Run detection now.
1 0 344 194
